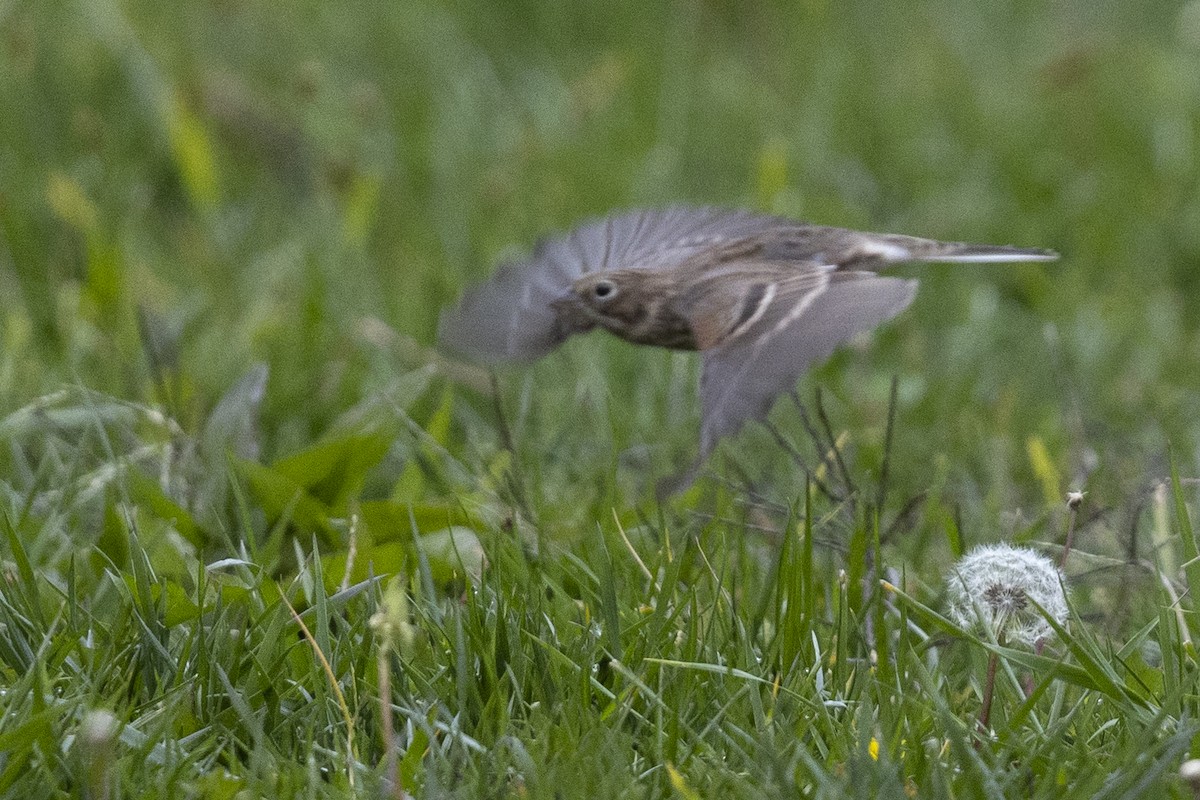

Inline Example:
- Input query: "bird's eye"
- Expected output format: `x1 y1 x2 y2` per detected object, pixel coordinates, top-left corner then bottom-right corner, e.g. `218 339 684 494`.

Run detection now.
592 280 617 300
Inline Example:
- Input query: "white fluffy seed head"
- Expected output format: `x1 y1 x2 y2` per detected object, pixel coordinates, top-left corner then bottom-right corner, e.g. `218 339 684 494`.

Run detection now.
1180 758 1200 787
79 709 120 750
945 543 1068 648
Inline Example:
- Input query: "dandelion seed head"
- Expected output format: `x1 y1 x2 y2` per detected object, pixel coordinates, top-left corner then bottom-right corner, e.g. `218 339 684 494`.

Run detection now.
982 582 1028 616
1180 757 1200 789
945 543 1068 647
79 708 120 750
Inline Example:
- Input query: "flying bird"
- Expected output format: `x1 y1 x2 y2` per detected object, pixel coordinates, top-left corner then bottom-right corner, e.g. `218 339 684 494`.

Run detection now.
438 207 1056 491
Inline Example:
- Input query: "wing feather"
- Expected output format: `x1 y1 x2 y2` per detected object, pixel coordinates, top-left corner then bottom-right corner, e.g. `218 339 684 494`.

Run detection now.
669 263 830 350
695 273 919 466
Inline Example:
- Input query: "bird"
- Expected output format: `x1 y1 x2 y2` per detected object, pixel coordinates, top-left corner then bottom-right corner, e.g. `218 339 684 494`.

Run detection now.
438 206 1057 492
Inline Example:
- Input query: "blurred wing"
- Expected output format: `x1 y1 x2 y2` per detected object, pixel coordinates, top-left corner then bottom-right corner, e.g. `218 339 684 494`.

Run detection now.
438 207 792 364
437 258 572 364
534 206 792 274
697 272 919 465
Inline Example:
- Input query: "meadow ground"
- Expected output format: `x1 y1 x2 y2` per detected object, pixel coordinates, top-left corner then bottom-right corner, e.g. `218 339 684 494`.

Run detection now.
3 1 1200 797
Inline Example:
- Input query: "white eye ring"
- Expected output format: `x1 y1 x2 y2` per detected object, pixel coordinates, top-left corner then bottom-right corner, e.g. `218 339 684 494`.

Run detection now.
592 280 617 301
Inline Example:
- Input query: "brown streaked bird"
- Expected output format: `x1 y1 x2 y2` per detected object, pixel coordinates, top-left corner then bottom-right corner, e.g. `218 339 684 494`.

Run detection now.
438 207 1057 491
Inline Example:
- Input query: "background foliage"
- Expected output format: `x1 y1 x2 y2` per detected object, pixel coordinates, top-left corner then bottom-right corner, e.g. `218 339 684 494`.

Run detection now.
3 0 1200 797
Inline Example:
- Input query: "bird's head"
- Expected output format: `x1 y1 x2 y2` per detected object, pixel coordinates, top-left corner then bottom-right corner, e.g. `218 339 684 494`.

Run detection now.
552 271 651 332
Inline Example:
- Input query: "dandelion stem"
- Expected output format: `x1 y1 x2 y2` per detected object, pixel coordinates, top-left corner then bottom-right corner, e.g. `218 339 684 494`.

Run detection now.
1060 491 1083 569
978 633 1005 743
378 646 399 795
1060 511 1077 570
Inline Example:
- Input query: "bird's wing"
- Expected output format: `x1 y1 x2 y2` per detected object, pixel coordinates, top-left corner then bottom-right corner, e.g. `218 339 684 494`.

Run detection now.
666 262 830 350
534 206 793 274
680 271 917 483
438 207 792 364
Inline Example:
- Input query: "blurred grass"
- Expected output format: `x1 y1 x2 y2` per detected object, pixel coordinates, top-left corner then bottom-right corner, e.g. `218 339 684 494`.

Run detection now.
4 0 1200 796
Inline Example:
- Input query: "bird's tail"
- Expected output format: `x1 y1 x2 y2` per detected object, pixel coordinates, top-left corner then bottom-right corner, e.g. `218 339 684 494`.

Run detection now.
913 241 1059 264
838 231 1058 266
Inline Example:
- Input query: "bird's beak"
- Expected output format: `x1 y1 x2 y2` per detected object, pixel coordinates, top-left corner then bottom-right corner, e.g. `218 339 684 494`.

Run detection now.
549 289 579 312
548 289 595 336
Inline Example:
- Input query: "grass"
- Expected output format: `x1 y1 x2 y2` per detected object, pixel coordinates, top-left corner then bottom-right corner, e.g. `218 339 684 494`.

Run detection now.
3 0 1200 796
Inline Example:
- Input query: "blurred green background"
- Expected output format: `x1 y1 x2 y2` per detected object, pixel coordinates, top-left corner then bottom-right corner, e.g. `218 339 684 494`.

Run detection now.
6 1 1200 795
2 0 1200 536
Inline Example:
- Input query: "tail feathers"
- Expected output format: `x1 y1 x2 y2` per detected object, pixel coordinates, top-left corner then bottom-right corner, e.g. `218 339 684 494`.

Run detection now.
916 242 1059 264
847 233 1058 265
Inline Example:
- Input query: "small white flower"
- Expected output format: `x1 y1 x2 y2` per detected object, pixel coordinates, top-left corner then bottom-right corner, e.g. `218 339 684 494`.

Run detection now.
945 543 1068 648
